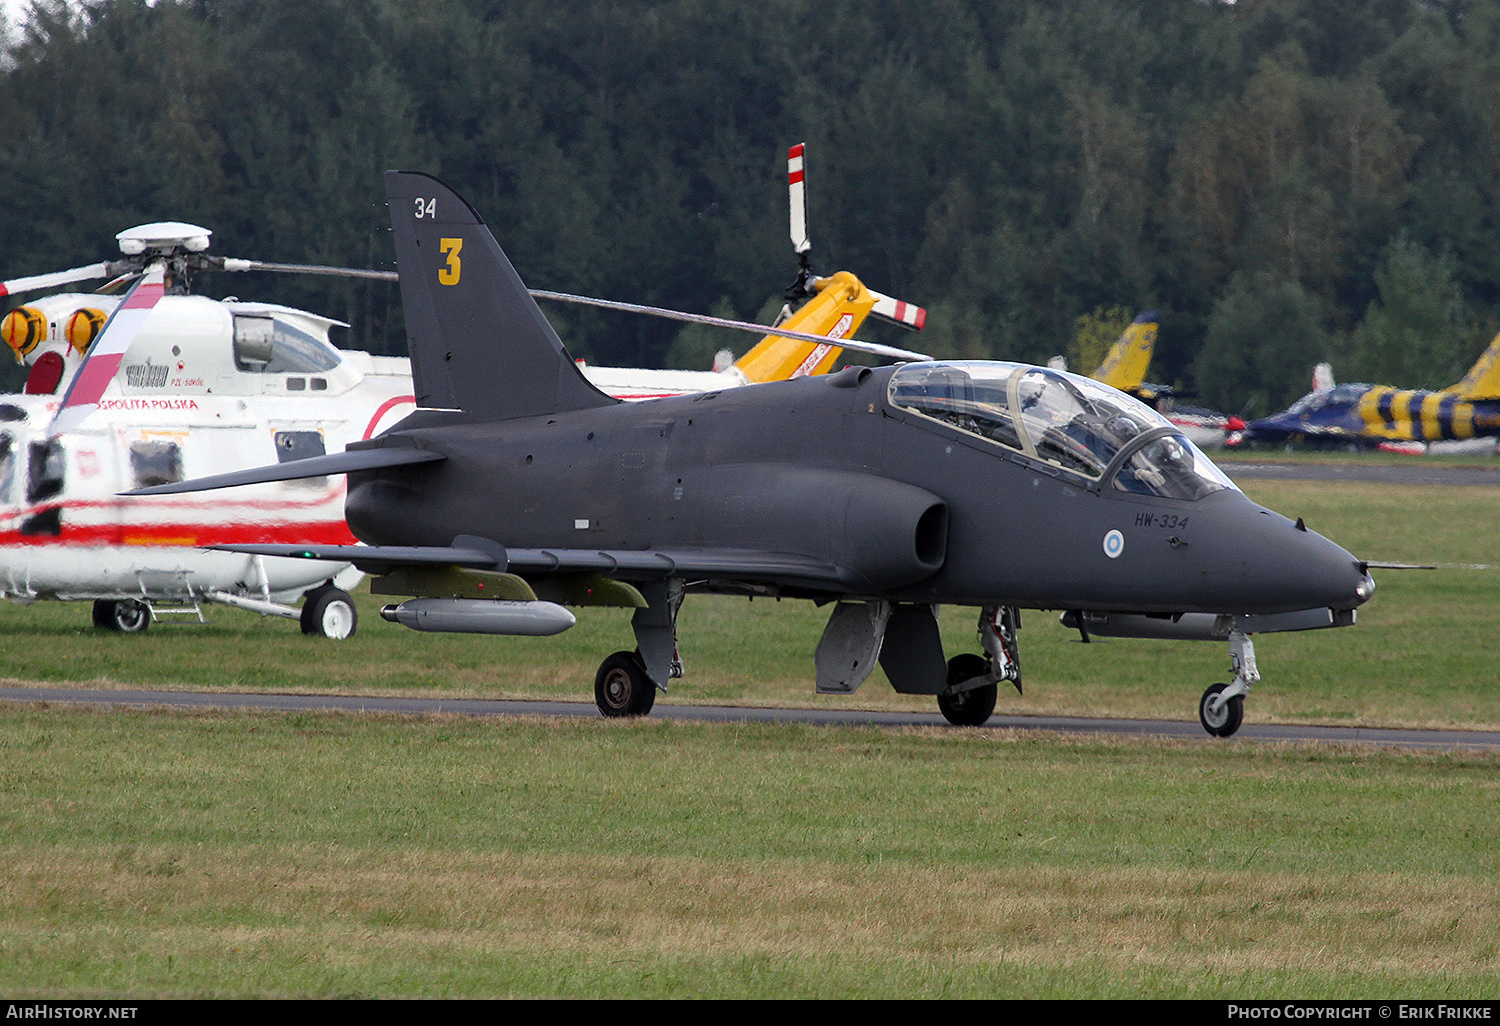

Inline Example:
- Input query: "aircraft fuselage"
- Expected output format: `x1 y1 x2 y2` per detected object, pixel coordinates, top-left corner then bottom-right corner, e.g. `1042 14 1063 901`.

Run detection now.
347 365 1370 619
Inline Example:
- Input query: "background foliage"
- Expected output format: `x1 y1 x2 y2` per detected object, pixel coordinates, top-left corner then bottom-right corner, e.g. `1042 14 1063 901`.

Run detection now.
3 0 1498 416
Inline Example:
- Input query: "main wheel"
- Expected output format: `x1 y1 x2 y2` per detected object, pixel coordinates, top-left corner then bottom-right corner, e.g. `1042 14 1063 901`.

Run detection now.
300 586 358 639
92 599 150 633
1199 682 1244 738
937 653 997 726
594 650 656 717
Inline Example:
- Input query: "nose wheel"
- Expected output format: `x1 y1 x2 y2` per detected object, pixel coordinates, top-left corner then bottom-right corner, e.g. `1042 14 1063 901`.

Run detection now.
1199 682 1244 737
1198 629 1258 737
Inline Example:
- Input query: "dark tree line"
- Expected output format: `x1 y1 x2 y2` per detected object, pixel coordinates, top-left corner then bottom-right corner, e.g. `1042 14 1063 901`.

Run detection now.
2 0 1498 415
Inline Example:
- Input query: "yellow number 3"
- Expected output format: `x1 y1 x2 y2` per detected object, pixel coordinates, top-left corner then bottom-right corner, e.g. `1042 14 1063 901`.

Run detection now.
439 237 463 285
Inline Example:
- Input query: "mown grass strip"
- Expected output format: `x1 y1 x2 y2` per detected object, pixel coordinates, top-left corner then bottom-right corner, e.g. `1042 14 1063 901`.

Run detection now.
0 706 1495 998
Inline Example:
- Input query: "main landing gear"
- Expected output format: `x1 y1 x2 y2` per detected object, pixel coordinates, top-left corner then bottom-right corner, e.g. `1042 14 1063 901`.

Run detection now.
592 579 683 718
300 584 358 640
938 605 1022 727
92 598 151 633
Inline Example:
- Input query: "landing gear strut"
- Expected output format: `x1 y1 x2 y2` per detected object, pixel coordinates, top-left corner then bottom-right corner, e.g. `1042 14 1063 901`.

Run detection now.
1199 629 1257 738
593 578 682 718
936 605 1021 727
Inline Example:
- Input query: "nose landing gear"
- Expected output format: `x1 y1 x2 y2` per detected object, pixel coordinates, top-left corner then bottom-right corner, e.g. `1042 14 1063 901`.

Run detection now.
1199 629 1257 738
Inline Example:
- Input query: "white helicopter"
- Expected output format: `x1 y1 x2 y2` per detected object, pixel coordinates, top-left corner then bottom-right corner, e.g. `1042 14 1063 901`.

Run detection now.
0 221 417 637
0 147 926 638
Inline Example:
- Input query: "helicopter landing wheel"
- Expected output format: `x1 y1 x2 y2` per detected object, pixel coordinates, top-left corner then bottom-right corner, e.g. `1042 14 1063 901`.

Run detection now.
594 650 656 718
937 653 997 726
301 586 358 639
93 598 151 633
1198 682 1244 738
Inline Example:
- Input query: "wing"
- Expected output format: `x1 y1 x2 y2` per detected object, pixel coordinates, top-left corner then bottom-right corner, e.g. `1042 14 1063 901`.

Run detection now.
207 541 847 590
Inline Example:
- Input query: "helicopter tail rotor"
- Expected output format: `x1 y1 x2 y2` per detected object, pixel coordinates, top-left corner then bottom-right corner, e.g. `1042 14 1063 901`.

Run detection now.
784 143 925 332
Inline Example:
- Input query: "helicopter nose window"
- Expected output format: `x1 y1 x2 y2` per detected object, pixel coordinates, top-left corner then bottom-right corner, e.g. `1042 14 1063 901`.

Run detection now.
233 316 342 374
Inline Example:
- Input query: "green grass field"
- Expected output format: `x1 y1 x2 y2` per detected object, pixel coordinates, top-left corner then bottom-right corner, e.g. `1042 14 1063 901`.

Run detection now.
1 707 1496 998
0 474 1497 997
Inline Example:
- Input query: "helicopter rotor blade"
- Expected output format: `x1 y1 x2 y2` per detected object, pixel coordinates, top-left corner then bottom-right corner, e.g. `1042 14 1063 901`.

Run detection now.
48 262 169 437
0 262 115 299
215 258 399 282
529 289 930 363
869 290 927 331
789 143 811 257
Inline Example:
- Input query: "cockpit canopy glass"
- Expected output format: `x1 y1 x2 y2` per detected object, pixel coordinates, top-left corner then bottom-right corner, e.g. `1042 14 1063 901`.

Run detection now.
1282 383 1368 416
888 361 1236 501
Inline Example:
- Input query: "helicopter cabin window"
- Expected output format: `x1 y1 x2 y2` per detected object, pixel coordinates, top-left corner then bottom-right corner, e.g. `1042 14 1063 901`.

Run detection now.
888 361 1235 500
233 316 342 374
274 430 326 488
129 440 183 490
26 439 65 504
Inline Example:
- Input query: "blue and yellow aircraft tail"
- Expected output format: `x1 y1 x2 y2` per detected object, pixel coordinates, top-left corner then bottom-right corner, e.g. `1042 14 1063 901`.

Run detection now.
1447 330 1500 400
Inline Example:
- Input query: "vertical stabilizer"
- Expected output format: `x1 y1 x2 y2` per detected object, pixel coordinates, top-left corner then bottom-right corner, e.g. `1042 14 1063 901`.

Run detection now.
1091 311 1158 393
385 170 614 420
1449 331 1500 400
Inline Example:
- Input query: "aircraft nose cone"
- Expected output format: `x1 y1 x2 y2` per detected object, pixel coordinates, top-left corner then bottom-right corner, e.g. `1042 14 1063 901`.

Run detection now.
1202 498 1373 614
1276 519 1372 611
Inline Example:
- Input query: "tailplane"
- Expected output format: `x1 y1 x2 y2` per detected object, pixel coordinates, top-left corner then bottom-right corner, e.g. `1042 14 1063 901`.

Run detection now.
385 170 614 421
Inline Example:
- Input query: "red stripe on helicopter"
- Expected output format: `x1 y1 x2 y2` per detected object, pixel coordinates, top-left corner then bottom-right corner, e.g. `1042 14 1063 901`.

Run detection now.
0 518 357 549
362 394 417 439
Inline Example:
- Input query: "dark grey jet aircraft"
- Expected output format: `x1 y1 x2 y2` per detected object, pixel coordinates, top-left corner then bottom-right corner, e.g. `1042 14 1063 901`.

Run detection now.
135 171 1375 737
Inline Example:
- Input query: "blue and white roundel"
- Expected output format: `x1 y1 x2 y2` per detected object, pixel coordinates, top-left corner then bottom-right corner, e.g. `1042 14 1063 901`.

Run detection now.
1103 529 1124 559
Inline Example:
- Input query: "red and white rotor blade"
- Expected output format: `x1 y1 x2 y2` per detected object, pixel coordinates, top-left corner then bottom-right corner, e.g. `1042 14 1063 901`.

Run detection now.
869 289 927 331
48 263 167 437
788 143 810 256
0 262 112 299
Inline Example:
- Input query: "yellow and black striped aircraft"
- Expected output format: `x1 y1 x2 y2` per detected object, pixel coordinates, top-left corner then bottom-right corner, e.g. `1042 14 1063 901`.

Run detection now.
1242 333 1500 449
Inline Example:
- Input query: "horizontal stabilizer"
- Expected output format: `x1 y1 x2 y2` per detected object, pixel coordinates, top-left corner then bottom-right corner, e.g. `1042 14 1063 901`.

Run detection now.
125 446 445 496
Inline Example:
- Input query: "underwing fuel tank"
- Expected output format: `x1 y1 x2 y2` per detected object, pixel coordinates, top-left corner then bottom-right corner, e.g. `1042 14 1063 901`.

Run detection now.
379 597 577 636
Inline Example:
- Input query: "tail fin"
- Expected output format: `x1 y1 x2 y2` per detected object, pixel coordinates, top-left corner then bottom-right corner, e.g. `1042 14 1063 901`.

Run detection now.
1091 311 1158 393
385 170 614 421
1448 330 1500 400
734 271 877 382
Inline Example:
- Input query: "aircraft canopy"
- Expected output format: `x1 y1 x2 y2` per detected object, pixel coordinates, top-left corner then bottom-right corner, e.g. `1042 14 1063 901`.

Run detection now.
888 361 1237 501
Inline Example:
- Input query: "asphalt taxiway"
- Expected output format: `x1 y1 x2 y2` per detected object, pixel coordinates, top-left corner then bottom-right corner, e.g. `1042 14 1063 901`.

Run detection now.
3 685 1497 752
